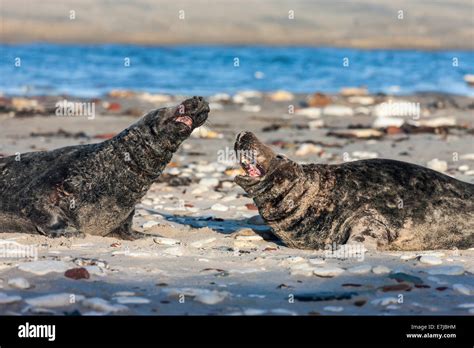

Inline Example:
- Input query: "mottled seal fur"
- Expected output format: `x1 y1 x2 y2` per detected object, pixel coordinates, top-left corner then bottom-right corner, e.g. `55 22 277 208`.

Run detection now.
234 131 474 251
0 97 209 239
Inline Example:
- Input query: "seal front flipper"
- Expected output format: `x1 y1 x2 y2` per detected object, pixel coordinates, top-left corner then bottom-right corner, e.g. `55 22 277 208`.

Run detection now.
36 225 86 239
106 210 153 240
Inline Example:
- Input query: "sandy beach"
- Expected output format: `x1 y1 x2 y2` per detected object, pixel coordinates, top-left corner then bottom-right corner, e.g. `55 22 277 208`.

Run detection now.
0 90 473 315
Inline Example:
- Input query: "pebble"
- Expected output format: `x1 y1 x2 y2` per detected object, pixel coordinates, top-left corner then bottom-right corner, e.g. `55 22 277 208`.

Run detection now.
295 143 323 157
7 277 31 289
199 178 219 187
114 296 150 304
269 90 294 102
348 96 374 105
295 107 322 118
82 298 128 313
372 116 404 128
371 297 398 306
347 264 372 274
235 235 263 242
372 265 390 274
419 255 443 265
211 203 228 212
426 158 448 173
308 120 325 129
142 221 159 229
453 284 472 295
190 238 216 248
25 293 85 308
458 165 469 172
153 237 180 245
194 291 228 305
323 105 354 117
18 260 70 275
313 266 345 278
0 292 22 304
65 267 90 280
425 265 464 276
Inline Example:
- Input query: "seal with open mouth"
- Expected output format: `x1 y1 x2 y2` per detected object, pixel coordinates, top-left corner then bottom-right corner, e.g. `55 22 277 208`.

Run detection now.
0 97 210 239
234 131 474 250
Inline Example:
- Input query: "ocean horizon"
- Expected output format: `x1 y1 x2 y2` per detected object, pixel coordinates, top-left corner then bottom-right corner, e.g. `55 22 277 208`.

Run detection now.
1 43 473 97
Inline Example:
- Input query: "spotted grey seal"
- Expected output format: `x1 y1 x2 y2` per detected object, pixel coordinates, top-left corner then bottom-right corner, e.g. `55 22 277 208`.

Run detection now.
234 131 474 250
0 97 210 239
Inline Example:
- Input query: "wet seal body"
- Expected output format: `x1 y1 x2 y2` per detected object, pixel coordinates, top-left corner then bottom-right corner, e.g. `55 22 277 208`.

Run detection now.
234 132 474 251
0 97 209 239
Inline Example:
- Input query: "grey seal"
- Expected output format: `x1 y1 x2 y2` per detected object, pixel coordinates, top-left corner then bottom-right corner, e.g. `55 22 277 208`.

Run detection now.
234 131 474 250
0 97 210 239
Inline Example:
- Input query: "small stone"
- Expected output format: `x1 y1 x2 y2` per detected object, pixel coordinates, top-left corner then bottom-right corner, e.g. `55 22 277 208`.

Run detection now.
211 203 228 212
142 221 159 229
295 143 323 157
388 272 423 285
419 255 443 265
190 238 216 248
65 267 90 280
7 277 31 289
82 298 128 313
371 297 398 306
114 296 150 304
153 237 180 245
348 96 374 105
453 284 472 295
313 266 345 278
372 265 390 274
199 178 219 187
194 291 228 305
295 107 322 118
0 292 22 304
347 264 372 274
269 90 294 102
380 283 412 292
25 293 85 308
426 158 448 173
18 260 70 275
425 265 464 276
323 105 354 117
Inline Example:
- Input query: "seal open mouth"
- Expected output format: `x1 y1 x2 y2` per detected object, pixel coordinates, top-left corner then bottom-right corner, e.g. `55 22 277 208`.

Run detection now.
240 154 266 177
235 131 276 179
175 115 193 129
173 96 210 132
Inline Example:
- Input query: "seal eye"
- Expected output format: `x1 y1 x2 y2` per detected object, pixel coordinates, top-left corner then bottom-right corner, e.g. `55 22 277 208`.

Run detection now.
276 155 286 160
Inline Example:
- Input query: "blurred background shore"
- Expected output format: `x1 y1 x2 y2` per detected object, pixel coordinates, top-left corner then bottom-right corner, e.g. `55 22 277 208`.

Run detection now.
1 0 473 49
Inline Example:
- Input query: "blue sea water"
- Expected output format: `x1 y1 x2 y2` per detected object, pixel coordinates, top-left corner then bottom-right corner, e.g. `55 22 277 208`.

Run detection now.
0 44 473 97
